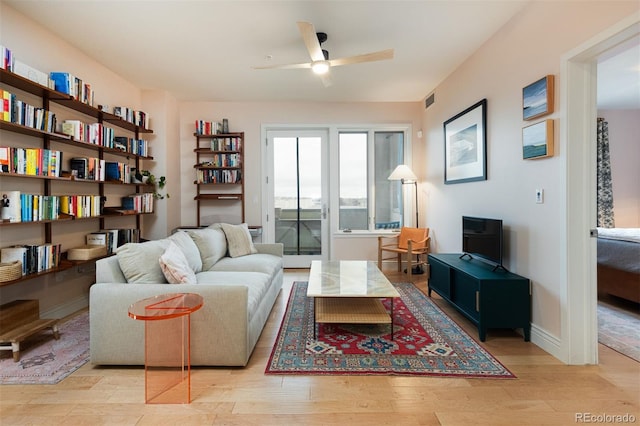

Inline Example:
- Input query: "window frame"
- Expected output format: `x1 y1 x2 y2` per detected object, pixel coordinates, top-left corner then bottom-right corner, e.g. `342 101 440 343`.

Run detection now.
331 124 413 235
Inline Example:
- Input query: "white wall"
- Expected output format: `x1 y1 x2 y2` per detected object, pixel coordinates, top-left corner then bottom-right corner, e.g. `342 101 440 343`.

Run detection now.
597 109 640 227
421 1 638 348
178 101 422 260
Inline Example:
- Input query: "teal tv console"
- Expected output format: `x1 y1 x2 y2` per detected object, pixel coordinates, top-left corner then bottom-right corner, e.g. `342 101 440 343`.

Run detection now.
427 253 531 342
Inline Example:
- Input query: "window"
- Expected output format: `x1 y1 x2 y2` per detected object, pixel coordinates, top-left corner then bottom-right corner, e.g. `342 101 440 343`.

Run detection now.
338 130 405 231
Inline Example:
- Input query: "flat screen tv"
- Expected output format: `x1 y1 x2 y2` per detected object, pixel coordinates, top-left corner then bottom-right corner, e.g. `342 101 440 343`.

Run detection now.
461 216 505 271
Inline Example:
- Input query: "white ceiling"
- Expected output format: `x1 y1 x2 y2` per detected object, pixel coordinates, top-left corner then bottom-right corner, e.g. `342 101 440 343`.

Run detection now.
4 0 529 102
4 0 638 108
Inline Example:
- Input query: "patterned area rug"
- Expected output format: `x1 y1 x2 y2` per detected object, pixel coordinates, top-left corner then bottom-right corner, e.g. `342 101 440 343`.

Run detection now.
0 311 89 384
598 301 640 362
266 282 515 378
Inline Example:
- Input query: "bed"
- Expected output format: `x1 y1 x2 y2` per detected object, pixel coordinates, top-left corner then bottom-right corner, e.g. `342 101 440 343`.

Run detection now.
597 227 640 303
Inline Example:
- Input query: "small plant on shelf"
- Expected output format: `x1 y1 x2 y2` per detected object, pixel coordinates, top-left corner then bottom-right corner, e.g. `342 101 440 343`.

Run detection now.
134 169 170 199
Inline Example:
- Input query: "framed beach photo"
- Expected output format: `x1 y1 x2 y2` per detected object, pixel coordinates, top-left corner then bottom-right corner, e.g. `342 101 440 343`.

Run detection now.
523 75 554 120
523 119 554 160
444 99 487 184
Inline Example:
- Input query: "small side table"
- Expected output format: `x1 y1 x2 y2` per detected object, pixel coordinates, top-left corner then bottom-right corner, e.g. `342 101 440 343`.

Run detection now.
128 293 203 404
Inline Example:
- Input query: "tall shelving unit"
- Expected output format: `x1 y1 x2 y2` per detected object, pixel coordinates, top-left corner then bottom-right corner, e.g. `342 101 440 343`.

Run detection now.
0 68 154 287
193 132 244 226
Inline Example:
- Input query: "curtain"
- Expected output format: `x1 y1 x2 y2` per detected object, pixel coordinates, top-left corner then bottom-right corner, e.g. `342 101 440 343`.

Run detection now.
596 117 614 228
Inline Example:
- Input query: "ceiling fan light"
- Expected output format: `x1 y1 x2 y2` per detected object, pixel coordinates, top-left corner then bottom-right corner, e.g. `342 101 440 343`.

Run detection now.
311 60 330 75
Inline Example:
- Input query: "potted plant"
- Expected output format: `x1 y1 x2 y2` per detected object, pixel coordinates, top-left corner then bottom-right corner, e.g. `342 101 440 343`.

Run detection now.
134 169 170 199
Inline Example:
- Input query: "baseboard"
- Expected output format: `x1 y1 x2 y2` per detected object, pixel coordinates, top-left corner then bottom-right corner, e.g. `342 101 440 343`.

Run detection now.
42 295 89 319
529 322 563 362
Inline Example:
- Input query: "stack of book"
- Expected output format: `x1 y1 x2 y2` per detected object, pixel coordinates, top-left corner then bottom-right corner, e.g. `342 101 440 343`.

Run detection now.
1 45 14 71
121 193 154 213
195 120 221 135
0 147 62 177
0 244 62 275
49 72 95 106
1 89 57 132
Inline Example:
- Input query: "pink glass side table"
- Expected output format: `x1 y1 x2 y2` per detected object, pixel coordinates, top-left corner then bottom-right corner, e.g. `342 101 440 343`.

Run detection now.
128 293 203 404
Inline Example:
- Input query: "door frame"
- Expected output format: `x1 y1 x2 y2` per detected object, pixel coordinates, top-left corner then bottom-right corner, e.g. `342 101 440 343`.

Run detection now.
562 14 639 364
262 125 330 266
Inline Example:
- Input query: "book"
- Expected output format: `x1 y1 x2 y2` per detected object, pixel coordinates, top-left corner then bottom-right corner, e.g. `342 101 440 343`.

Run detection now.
86 232 108 246
70 157 88 179
1 190 21 222
0 146 9 172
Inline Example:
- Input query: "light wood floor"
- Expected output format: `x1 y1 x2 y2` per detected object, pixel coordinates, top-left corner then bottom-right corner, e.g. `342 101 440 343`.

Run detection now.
1 268 638 425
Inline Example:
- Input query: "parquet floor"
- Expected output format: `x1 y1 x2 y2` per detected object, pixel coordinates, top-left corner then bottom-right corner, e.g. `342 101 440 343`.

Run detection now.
0 268 638 425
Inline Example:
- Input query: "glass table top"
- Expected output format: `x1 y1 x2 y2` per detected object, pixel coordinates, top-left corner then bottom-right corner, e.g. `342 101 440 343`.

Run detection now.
128 293 204 321
306 261 400 298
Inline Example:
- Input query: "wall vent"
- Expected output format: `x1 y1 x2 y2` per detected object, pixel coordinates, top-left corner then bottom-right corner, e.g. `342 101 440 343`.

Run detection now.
425 92 435 109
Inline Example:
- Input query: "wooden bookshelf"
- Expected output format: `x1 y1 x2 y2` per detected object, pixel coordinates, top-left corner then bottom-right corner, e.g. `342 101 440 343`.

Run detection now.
0 68 154 287
193 132 244 226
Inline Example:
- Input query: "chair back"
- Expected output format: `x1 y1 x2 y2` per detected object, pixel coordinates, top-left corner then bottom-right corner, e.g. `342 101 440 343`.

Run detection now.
398 227 429 250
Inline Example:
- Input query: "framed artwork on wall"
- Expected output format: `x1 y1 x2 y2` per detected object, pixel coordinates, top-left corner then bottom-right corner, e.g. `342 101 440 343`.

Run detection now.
444 98 487 184
523 75 554 120
523 119 554 159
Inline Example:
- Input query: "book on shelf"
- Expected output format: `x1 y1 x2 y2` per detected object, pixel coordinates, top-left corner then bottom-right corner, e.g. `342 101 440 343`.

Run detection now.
195 120 222 135
14 59 51 88
1 45 14 71
70 157 88 179
0 243 61 275
86 232 108 247
0 147 9 172
1 190 21 222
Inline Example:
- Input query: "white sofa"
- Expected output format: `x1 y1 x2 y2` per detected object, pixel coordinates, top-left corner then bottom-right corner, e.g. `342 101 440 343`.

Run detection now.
89 224 283 366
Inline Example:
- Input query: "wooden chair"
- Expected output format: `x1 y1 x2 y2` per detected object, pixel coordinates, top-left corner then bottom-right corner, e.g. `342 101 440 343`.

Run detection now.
378 227 430 278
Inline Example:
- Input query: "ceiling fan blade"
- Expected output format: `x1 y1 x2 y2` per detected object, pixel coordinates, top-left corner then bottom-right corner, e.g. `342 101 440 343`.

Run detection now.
297 21 325 62
328 49 394 67
253 62 312 70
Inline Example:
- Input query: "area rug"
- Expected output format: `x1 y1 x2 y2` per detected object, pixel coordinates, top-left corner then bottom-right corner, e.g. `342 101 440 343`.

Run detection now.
0 311 89 385
598 301 640 362
266 282 515 378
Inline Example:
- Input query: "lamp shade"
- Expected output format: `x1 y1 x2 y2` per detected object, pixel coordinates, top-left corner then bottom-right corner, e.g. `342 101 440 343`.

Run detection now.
388 165 417 182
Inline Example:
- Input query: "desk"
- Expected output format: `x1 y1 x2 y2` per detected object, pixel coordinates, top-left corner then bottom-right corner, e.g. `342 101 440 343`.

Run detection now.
128 293 203 404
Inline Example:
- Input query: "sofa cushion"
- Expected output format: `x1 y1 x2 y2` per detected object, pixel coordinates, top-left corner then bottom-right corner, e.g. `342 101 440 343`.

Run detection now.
187 228 227 270
220 223 257 258
195 271 271 315
168 231 203 273
117 240 170 283
211 253 282 279
159 241 197 284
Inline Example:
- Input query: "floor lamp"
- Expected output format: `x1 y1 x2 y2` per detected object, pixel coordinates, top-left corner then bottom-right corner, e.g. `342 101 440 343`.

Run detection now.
388 165 424 274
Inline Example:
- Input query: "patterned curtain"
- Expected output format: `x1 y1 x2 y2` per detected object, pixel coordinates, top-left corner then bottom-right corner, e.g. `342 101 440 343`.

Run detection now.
596 118 615 228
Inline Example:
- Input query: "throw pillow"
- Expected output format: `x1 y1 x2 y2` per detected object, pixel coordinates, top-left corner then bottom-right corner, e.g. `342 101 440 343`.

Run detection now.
220 223 257 258
168 231 203 273
116 240 170 283
187 228 227 270
159 241 197 284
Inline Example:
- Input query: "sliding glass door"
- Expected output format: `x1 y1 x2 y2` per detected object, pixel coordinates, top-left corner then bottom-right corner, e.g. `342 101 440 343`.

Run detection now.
266 129 329 267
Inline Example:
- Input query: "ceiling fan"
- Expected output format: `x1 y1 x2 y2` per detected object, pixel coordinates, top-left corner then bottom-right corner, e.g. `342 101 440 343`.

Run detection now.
254 21 394 87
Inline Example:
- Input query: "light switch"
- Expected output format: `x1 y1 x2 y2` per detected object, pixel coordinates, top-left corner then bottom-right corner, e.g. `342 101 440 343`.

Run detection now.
536 189 544 204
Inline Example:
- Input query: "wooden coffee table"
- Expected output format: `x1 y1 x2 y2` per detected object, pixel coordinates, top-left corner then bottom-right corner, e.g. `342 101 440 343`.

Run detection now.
307 261 400 339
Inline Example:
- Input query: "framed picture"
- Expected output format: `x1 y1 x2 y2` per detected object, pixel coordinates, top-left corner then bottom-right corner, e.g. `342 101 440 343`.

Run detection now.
444 98 487 184
523 119 554 160
523 75 554 120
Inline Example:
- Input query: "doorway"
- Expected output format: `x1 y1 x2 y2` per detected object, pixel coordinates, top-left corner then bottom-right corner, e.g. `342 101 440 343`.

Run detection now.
265 129 329 268
563 15 639 364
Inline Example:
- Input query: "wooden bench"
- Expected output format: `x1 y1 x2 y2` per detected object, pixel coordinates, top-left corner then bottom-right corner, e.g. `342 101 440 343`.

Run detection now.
0 300 59 362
